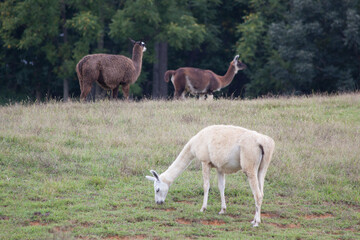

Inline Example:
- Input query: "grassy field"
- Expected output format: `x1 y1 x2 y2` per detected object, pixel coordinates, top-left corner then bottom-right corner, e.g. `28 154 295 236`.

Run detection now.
0 93 359 239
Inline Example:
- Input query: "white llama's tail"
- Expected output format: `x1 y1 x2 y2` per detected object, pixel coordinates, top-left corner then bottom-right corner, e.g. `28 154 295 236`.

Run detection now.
257 138 275 196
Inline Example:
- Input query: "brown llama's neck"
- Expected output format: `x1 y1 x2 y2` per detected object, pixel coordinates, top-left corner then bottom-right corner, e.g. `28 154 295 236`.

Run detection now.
132 45 143 81
217 63 236 88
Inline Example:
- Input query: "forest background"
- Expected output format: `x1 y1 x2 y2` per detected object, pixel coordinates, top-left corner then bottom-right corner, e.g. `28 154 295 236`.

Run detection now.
0 0 360 103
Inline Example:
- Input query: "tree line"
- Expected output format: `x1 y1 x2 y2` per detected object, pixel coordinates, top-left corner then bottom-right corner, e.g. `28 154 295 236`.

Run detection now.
0 0 359 103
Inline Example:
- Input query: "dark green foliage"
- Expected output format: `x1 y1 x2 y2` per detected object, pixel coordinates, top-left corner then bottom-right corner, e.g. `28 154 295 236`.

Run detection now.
238 0 360 97
0 0 359 102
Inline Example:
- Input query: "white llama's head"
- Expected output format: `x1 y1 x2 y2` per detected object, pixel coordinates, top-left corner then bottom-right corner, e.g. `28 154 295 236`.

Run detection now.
146 170 169 204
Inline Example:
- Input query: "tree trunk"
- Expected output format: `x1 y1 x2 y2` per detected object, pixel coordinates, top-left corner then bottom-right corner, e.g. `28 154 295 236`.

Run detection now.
63 78 69 101
152 41 168 99
94 8 107 100
35 82 41 103
61 0 69 102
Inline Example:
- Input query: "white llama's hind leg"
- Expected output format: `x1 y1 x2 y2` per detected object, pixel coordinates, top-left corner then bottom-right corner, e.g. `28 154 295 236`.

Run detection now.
248 173 263 227
257 161 269 197
217 171 226 214
200 162 211 212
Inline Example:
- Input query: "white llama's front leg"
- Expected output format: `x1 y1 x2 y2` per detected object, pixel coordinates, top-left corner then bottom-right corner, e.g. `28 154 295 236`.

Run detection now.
217 171 226 214
248 173 263 227
200 162 211 212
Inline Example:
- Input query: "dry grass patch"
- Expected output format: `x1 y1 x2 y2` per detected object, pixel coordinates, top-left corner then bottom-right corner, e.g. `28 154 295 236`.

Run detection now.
0 93 359 239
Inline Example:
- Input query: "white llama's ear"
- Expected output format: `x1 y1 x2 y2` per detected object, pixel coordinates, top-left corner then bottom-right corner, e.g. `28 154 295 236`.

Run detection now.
146 176 156 181
234 55 239 62
150 170 160 181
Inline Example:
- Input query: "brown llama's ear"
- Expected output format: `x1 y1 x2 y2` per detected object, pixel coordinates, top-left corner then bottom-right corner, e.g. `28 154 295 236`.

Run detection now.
129 38 136 44
233 55 239 62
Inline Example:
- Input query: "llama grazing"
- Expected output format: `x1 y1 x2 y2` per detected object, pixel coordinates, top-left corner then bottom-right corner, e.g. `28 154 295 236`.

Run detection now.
146 125 275 227
164 55 247 100
76 39 146 101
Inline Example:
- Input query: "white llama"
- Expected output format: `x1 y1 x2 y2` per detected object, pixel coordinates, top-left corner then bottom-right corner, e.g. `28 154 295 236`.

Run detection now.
146 125 275 227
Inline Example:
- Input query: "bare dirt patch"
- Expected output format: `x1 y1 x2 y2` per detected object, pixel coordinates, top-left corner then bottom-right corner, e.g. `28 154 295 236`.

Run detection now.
174 200 194 205
268 222 300 229
103 236 120 240
29 197 47 202
226 214 241 219
164 208 176 212
343 226 358 232
200 219 226 226
104 235 147 240
304 213 334 219
0 215 9 220
70 220 95 228
176 218 226 226
176 218 192 225
79 222 93 227
261 212 280 218
31 211 51 225
52 225 74 233
29 221 48 226
122 235 147 240
145 207 176 212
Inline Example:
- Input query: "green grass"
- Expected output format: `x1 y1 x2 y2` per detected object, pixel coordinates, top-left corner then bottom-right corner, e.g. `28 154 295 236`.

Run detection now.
0 94 359 239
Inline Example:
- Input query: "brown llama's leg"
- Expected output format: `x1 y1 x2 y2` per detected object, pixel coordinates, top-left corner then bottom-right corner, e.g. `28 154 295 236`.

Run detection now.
78 79 83 93
174 91 180 99
112 86 119 100
173 82 185 100
80 83 92 101
172 75 186 100
174 90 185 100
206 94 214 100
76 69 83 93
121 84 130 100
199 94 206 100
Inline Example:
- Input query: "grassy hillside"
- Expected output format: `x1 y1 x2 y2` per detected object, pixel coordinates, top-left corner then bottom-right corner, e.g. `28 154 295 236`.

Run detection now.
0 94 359 239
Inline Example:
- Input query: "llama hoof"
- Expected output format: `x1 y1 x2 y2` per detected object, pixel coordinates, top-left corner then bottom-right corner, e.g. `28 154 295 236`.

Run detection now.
251 220 260 227
218 209 226 215
200 207 206 212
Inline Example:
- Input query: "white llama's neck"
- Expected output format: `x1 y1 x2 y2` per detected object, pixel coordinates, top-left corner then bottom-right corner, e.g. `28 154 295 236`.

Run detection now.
160 143 194 186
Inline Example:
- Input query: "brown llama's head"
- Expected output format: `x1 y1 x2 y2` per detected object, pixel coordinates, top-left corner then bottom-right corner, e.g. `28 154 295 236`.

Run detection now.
129 38 147 52
232 55 247 73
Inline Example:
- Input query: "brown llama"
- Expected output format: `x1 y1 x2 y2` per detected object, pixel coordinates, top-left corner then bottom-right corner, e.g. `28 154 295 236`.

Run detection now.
76 39 146 101
164 55 247 100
